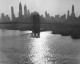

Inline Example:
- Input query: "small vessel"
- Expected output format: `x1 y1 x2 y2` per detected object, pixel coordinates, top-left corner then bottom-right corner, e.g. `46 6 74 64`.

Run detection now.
71 34 80 39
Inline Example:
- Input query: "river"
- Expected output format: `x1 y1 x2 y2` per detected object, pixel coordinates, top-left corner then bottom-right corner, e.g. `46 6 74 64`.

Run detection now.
0 29 80 64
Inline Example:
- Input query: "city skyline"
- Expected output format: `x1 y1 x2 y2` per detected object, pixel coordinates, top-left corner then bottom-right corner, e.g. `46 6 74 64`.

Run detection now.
0 2 78 22
0 0 80 18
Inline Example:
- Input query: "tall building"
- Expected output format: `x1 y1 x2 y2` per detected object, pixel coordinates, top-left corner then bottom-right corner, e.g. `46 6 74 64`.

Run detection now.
19 2 22 17
55 15 60 22
45 11 47 19
45 11 50 20
71 5 75 18
11 6 15 21
61 14 66 23
5 15 10 22
28 10 30 16
67 10 70 19
1 13 6 22
24 5 27 15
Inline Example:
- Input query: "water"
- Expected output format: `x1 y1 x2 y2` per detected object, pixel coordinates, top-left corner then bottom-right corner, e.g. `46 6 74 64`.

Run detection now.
0 29 80 64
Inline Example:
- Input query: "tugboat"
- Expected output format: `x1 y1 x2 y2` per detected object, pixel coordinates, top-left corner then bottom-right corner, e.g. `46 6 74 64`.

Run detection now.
71 29 80 39
71 34 80 39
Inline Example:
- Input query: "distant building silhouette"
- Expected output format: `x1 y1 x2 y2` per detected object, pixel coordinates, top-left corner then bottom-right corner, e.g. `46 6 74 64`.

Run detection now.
41 15 43 18
0 3 80 25
0 19 1 22
19 2 22 17
1 13 6 22
5 15 10 22
55 15 60 22
11 6 15 21
51 16 55 23
67 10 70 19
45 11 47 19
60 14 66 23
71 5 75 18
45 11 48 19
45 11 50 20
24 5 27 15
28 10 30 16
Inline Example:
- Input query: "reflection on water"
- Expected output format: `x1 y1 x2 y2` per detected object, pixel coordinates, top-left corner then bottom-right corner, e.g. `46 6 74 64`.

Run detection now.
0 29 80 64
29 32 52 64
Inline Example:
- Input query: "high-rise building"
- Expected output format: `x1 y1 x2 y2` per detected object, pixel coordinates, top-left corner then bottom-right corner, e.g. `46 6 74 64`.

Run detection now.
1 13 6 22
61 14 66 22
28 10 30 16
24 5 27 15
67 10 70 19
71 5 75 18
11 6 15 21
45 11 47 19
5 15 10 21
72 5 74 14
1 13 10 22
55 15 60 22
19 2 22 17
45 11 50 20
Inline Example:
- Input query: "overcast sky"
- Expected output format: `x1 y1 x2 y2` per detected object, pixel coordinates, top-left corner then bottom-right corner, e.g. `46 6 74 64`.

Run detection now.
0 0 80 17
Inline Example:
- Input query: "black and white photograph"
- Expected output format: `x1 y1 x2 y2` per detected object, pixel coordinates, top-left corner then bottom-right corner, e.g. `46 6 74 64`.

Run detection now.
0 0 80 64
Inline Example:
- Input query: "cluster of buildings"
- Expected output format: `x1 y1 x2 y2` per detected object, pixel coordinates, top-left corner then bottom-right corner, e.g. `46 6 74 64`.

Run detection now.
11 2 31 21
0 13 10 22
0 2 80 24
45 5 75 23
0 2 31 22
45 5 80 24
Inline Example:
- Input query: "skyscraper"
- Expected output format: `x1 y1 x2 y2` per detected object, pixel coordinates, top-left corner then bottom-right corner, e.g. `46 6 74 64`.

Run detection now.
72 5 74 14
1 13 6 22
28 10 30 16
11 6 15 21
45 11 50 20
45 11 47 19
24 5 27 15
67 10 70 19
71 5 75 18
19 2 22 17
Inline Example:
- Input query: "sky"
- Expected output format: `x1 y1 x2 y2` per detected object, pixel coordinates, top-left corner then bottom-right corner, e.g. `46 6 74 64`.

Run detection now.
0 0 80 17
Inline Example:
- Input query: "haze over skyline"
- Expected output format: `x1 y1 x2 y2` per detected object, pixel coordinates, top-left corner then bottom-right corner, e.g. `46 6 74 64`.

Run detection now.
0 0 80 17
